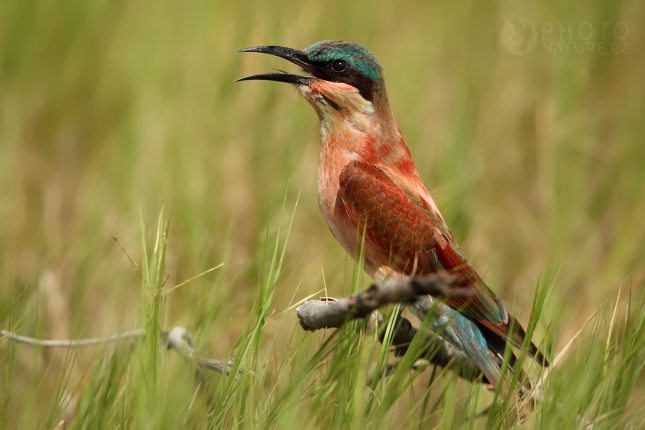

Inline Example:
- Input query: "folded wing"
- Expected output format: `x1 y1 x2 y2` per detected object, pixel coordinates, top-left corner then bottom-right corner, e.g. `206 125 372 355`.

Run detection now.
339 161 548 366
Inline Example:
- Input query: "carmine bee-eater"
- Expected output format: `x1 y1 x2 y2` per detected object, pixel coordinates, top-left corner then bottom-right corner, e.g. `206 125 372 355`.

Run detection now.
236 40 548 404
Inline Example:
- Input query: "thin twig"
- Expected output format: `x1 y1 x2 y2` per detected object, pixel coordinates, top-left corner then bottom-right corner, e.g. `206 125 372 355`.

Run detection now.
160 326 259 378
1 326 259 378
1 329 145 347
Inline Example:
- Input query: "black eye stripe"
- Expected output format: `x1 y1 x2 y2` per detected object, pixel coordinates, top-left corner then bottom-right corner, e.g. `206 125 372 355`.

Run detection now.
307 58 377 102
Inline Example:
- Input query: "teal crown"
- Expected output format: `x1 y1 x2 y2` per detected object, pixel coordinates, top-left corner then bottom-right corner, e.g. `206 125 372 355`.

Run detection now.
303 40 383 83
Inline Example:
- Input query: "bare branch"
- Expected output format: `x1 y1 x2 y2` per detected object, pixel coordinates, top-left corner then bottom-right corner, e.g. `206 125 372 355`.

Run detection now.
296 273 462 331
296 273 484 382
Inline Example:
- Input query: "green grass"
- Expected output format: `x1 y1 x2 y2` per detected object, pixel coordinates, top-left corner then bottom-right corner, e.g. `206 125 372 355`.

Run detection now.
1 0 644 428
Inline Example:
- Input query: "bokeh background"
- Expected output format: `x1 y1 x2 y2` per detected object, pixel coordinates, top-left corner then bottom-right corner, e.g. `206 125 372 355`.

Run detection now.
1 0 643 427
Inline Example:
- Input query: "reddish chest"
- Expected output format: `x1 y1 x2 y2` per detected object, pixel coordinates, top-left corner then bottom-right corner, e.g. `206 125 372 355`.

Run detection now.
316 140 387 279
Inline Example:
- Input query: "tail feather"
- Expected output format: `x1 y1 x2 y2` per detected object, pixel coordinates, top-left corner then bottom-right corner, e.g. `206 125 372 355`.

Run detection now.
476 321 533 391
480 314 549 367
452 316 527 417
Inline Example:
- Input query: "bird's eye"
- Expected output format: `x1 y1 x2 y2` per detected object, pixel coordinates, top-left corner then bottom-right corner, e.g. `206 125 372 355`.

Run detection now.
332 60 347 72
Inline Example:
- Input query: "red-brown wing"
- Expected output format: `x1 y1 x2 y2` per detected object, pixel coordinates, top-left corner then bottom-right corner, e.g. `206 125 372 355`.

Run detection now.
340 162 439 276
339 161 507 326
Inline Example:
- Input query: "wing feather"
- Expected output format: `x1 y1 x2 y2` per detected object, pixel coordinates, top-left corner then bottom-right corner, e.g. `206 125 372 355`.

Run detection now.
339 161 548 366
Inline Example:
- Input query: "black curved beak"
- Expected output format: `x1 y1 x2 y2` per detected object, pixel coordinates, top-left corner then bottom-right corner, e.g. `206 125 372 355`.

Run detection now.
235 46 317 85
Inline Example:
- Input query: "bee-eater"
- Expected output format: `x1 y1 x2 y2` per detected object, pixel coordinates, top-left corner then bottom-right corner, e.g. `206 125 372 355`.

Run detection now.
236 40 548 404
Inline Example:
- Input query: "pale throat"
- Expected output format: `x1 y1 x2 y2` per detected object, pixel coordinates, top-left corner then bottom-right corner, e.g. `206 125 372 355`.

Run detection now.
297 81 379 213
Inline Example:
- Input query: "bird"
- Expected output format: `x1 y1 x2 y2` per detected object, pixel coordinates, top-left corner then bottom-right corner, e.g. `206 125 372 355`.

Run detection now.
236 40 548 409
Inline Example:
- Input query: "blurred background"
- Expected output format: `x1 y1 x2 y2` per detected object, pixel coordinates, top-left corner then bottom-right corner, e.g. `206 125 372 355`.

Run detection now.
1 0 643 426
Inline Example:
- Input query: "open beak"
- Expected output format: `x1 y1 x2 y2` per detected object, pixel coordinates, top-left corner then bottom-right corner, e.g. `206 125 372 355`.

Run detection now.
235 46 317 85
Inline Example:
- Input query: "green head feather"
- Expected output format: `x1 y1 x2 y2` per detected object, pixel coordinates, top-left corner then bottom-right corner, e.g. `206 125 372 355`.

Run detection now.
304 40 383 83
